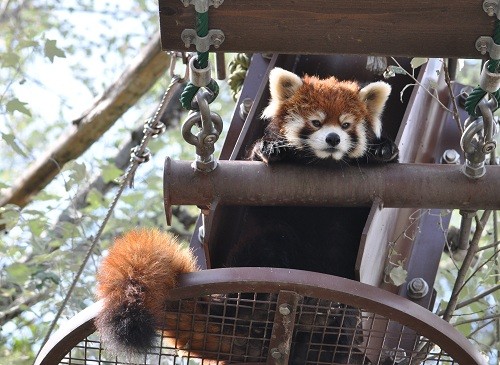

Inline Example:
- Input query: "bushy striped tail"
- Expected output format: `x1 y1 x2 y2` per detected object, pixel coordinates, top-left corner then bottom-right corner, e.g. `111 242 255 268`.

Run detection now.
95 229 197 356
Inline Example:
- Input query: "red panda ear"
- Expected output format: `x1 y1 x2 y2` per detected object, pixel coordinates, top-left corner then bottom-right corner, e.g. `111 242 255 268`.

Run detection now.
359 81 391 138
262 68 303 119
268 67 303 101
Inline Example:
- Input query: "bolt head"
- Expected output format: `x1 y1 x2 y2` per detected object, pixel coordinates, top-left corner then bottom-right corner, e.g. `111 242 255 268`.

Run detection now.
204 134 217 144
482 141 497 153
407 277 429 299
270 349 282 359
442 149 460 164
212 37 222 48
279 304 291 316
484 2 497 16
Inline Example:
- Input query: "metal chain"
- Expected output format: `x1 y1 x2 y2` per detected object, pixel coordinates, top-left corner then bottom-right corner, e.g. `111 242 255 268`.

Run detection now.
37 74 185 355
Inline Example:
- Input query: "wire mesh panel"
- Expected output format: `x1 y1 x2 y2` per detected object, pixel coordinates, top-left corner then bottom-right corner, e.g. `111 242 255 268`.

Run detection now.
39 268 485 365
61 296 463 364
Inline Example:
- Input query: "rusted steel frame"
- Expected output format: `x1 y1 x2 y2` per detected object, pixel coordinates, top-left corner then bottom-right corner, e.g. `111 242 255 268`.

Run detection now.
35 269 486 365
34 302 102 365
266 291 300 365
158 0 493 58
164 159 500 214
170 268 486 365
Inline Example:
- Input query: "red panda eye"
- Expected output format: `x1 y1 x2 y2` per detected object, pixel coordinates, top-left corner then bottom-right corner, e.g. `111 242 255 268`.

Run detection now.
311 120 322 128
341 122 351 130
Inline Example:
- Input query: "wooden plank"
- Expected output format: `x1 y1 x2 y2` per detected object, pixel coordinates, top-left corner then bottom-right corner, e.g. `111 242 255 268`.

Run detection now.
158 0 494 58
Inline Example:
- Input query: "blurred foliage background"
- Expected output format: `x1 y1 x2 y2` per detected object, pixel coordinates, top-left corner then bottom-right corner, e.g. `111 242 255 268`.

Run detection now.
0 1 498 364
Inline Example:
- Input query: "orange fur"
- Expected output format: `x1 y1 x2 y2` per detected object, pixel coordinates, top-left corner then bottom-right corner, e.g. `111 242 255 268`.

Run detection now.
258 68 392 163
97 228 197 316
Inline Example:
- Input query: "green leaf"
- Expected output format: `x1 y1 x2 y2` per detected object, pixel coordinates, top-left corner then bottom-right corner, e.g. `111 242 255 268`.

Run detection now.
6 263 32 285
389 265 408 286
44 39 66 62
410 57 428 69
86 188 104 209
18 39 39 49
0 204 21 230
1 133 28 157
1 52 20 67
101 164 123 183
5 98 32 117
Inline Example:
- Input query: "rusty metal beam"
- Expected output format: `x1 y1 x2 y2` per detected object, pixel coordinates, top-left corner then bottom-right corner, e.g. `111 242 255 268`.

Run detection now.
164 159 500 218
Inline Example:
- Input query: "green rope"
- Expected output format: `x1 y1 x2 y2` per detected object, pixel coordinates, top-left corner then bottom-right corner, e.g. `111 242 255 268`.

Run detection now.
465 19 500 116
180 11 219 110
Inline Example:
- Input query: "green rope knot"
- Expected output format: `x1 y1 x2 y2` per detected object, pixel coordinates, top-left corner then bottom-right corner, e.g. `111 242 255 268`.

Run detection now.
180 79 219 110
465 19 500 116
180 11 219 110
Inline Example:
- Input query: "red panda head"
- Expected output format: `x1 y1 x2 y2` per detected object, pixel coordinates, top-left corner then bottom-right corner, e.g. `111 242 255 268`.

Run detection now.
262 68 391 161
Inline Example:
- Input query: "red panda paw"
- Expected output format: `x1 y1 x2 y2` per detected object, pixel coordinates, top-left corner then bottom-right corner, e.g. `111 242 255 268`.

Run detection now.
367 136 399 163
250 138 289 164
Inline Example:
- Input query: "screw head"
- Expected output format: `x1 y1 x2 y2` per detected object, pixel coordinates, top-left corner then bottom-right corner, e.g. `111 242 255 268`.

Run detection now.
211 36 223 48
407 277 429 299
478 41 488 55
279 304 291 316
442 149 460 164
204 134 217 144
483 140 497 153
183 35 193 48
270 348 282 359
484 2 497 16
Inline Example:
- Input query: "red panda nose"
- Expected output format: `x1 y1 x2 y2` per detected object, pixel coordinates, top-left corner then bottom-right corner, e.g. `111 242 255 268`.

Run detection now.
326 133 341 147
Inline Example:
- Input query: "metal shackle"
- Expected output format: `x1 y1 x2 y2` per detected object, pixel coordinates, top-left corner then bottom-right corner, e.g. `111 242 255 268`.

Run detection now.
461 101 498 178
181 92 223 171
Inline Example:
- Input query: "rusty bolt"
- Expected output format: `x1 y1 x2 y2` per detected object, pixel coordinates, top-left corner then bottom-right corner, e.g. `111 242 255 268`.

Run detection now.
270 348 282 359
279 304 291 316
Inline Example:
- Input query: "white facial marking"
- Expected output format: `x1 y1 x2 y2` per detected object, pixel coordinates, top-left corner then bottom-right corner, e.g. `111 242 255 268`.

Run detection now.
339 113 355 125
372 117 382 138
348 123 368 158
283 113 307 148
308 111 326 123
307 126 351 160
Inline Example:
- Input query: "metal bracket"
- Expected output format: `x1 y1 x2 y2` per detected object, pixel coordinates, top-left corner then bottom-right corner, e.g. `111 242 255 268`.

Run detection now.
483 0 500 18
181 0 223 13
181 29 225 52
475 36 500 59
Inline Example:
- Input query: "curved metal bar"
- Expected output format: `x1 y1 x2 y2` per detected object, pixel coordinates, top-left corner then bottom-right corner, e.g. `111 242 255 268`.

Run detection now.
34 301 102 365
34 269 485 365
164 159 500 211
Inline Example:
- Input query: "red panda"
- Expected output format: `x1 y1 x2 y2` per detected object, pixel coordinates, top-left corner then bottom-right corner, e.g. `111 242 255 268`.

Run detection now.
250 67 397 164
95 68 397 364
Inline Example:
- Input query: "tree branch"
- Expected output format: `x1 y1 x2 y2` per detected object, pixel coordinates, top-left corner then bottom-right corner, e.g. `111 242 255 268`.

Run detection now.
441 210 492 322
454 312 500 327
442 59 463 134
0 289 50 326
437 284 500 316
0 32 170 209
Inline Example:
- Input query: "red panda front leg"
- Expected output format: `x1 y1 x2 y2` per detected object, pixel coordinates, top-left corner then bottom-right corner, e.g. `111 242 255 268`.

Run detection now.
365 136 399 163
249 137 290 164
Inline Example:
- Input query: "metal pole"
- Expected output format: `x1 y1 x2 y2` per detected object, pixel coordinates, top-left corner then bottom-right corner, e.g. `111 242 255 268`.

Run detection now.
164 159 500 222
